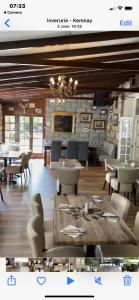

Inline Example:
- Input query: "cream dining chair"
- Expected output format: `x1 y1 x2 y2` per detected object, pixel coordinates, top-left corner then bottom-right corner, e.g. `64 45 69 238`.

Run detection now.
4 153 28 186
27 214 85 257
111 192 131 221
103 159 116 195
57 168 80 195
111 167 139 204
31 193 54 249
98 212 139 257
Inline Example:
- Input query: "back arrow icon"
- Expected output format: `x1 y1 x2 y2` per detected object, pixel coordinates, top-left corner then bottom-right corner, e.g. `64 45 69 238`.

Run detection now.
5 19 10 28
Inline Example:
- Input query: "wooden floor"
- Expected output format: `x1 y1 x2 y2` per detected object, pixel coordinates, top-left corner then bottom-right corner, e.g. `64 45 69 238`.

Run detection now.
0 159 138 257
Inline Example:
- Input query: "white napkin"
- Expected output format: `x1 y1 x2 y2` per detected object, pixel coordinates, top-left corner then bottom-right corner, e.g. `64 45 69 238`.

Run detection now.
107 219 118 223
103 212 117 217
91 196 103 202
57 204 69 209
60 225 86 238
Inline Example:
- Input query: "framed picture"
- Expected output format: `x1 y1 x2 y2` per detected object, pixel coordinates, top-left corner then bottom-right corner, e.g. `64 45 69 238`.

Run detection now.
80 113 92 123
113 113 118 126
52 112 75 134
94 120 105 130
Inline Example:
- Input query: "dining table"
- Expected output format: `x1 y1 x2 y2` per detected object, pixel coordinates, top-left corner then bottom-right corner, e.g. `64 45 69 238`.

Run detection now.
53 194 137 256
0 151 20 167
50 159 84 170
106 159 139 172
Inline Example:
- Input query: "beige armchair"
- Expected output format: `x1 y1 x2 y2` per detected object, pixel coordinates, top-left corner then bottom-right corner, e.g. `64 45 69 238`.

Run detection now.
111 193 131 221
98 212 139 257
0 181 4 203
111 167 139 204
27 214 85 257
57 168 80 195
31 193 54 249
103 159 116 195
4 154 28 186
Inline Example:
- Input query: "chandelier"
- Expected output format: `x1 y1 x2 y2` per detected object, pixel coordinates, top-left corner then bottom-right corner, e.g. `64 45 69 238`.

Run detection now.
49 75 78 98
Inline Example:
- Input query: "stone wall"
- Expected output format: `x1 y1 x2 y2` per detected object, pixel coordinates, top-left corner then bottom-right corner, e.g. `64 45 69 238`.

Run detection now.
45 98 108 153
106 95 124 145
0 103 2 143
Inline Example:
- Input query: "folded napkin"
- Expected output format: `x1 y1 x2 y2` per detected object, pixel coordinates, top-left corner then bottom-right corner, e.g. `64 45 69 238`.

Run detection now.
57 204 69 209
91 196 103 202
102 212 119 222
60 225 86 238
103 212 118 217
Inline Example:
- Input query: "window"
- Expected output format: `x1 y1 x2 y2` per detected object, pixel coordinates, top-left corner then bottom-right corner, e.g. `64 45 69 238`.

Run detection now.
4 115 16 143
4 115 43 155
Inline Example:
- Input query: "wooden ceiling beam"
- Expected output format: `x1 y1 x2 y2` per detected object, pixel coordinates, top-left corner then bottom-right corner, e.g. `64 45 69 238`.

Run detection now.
0 32 139 50
1 43 139 64
79 52 139 63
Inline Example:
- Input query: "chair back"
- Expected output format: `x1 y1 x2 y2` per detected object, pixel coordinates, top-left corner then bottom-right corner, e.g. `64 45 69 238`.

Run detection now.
21 154 28 171
51 141 62 161
111 193 131 220
27 150 32 160
104 158 120 172
78 142 89 162
31 193 44 221
27 214 45 257
67 141 78 159
58 168 80 185
133 212 139 240
118 167 139 184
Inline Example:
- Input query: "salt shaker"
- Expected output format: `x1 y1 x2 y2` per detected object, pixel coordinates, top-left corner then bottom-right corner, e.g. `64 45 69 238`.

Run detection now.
84 202 88 215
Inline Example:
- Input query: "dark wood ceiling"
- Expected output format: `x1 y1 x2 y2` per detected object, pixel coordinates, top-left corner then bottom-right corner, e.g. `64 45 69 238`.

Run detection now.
0 31 139 103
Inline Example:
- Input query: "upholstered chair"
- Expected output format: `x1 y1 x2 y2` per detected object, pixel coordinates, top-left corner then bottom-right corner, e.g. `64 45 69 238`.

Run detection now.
98 212 139 257
111 167 139 204
51 141 62 162
31 193 54 249
103 159 116 195
27 214 84 257
57 168 80 195
4 154 28 186
78 141 89 167
111 192 131 221
67 141 78 159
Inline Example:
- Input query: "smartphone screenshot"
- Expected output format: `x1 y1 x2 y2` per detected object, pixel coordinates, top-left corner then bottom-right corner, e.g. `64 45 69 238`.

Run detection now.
0 0 139 299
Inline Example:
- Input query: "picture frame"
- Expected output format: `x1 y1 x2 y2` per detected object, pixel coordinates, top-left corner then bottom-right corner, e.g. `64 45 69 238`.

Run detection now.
94 120 105 130
80 113 92 123
112 113 118 126
52 112 75 134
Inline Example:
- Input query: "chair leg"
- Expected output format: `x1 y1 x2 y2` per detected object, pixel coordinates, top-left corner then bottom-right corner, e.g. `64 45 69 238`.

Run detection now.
57 183 61 195
108 184 111 195
28 166 31 176
21 173 23 187
0 187 4 203
133 185 136 206
75 184 78 195
86 161 88 168
103 181 106 190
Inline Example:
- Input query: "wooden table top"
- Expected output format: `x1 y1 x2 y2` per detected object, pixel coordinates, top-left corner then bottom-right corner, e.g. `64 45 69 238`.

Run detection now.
106 159 139 171
50 159 83 170
54 195 137 246
0 151 20 159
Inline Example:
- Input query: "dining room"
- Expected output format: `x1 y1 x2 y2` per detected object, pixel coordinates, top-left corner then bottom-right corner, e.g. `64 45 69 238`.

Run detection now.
0 31 139 258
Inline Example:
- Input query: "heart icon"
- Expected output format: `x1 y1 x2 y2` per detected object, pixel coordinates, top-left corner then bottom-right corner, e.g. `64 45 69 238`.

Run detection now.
37 276 46 286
